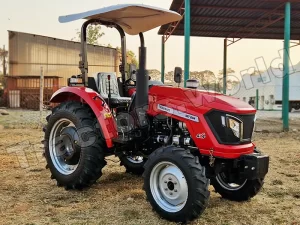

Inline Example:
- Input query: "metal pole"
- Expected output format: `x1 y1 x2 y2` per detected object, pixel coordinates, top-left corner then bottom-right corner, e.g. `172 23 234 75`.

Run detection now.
283 2 291 131
40 67 44 126
161 36 165 83
256 89 259 110
223 39 227 94
184 0 191 87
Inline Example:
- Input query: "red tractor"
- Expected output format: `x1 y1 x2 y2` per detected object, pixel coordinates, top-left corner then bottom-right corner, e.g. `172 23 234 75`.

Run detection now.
44 4 269 222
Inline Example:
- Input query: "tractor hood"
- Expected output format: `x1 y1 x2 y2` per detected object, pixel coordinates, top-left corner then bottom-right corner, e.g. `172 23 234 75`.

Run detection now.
149 86 256 115
59 4 182 35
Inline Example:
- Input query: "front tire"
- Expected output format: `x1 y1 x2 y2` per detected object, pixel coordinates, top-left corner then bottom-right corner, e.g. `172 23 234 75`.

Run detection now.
143 146 210 222
44 101 107 190
211 173 264 201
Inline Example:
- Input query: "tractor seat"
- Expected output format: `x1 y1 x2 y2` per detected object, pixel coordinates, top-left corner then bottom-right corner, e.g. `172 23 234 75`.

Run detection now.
108 97 131 108
98 72 131 108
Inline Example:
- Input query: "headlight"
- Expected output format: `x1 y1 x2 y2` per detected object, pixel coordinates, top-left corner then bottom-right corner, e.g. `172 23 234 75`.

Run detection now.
221 115 243 140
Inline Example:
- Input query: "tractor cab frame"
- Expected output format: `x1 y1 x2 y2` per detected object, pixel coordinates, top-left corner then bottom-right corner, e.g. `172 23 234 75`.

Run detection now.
62 4 181 111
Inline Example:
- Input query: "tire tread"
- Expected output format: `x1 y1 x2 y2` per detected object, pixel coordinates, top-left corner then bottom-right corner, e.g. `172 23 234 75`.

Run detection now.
143 146 210 222
44 101 106 190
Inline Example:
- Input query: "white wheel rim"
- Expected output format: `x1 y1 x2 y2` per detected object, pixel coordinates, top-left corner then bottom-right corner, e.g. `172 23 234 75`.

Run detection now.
150 161 188 213
216 173 247 191
49 118 80 175
126 156 144 164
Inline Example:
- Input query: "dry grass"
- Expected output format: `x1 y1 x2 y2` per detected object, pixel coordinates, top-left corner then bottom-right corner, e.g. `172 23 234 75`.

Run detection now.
255 117 300 133
0 127 300 225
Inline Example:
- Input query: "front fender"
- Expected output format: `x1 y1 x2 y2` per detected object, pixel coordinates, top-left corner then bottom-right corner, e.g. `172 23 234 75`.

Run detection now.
51 87 117 148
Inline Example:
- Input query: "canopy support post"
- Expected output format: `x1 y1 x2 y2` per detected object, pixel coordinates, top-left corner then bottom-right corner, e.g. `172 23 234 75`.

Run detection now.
184 0 191 87
223 38 227 94
161 36 165 83
283 2 290 131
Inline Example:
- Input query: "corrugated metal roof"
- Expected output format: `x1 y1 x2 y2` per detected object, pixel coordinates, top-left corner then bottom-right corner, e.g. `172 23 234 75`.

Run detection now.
158 0 300 40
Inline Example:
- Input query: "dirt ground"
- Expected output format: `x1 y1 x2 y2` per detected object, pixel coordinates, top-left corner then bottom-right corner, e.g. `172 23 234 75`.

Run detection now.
0 110 299 225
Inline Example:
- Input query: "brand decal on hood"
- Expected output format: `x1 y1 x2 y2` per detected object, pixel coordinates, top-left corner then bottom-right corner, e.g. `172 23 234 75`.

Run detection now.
157 104 199 122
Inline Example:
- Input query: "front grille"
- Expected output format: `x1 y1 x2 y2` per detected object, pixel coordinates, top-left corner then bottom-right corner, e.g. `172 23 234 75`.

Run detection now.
205 110 255 145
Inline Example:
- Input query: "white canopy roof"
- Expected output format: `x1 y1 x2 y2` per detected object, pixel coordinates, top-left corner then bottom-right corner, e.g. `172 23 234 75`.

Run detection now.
59 4 182 35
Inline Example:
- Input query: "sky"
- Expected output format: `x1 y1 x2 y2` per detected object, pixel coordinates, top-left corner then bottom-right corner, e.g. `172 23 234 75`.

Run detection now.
1 0 300 78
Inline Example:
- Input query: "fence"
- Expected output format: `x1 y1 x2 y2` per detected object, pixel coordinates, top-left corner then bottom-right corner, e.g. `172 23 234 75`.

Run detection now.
5 76 60 110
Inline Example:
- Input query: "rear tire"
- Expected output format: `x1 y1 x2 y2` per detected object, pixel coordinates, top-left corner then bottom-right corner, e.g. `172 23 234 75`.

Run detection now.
119 154 145 175
143 146 210 222
44 101 107 190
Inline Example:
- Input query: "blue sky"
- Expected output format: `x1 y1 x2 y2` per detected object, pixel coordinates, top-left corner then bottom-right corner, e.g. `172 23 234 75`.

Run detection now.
1 0 299 77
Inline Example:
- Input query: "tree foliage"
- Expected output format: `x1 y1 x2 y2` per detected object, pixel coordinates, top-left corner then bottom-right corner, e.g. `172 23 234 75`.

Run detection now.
190 70 218 91
218 68 235 77
116 47 139 72
72 27 138 73
162 70 220 91
126 50 139 67
250 69 264 76
217 68 239 91
0 47 8 76
72 25 105 45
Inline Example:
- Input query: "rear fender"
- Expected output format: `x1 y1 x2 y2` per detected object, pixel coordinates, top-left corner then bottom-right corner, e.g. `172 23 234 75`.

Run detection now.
50 87 117 148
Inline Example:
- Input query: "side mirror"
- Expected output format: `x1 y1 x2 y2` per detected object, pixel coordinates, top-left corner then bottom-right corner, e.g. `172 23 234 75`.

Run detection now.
174 67 183 84
129 64 137 81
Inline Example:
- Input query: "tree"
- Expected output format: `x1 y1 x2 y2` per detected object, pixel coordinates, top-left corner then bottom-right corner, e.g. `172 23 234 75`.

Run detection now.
165 71 174 84
162 70 219 90
218 68 235 78
0 46 7 97
116 47 139 72
126 50 138 67
72 25 105 45
72 25 138 72
190 70 217 91
217 68 236 92
250 69 264 76
0 46 8 76
148 69 161 81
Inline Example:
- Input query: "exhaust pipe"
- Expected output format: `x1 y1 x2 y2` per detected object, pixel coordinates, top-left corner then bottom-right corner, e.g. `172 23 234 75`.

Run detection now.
136 32 148 109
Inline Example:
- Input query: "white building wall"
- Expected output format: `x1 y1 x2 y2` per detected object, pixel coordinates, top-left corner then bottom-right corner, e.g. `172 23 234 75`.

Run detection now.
228 62 300 110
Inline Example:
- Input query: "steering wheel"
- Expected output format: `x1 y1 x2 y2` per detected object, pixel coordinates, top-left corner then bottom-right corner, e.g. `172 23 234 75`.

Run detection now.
125 77 136 87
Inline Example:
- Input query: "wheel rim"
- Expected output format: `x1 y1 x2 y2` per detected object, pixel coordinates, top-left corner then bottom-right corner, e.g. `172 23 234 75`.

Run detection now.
49 118 80 175
150 161 188 213
216 173 247 191
126 156 144 164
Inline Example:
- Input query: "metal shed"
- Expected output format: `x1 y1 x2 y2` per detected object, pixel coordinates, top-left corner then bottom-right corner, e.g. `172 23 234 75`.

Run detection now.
158 0 300 131
7 31 119 109
8 31 119 87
